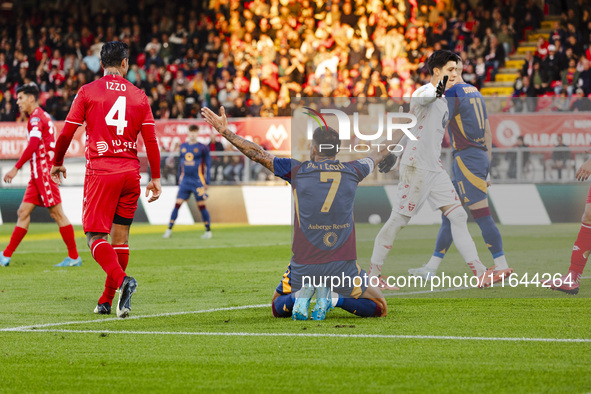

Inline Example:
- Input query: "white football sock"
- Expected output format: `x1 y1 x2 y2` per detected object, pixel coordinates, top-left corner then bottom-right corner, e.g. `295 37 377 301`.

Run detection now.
425 255 443 270
467 259 488 277
331 291 341 308
370 211 410 273
445 205 479 263
493 255 509 270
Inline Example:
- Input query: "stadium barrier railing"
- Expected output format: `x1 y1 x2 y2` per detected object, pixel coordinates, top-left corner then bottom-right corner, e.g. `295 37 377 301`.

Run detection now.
0 147 587 187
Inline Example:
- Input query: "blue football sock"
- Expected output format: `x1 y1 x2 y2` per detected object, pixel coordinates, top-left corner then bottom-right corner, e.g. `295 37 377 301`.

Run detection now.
433 214 453 258
472 207 504 258
338 297 380 317
168 203 181 230
199 206 211 231
272 294 294 318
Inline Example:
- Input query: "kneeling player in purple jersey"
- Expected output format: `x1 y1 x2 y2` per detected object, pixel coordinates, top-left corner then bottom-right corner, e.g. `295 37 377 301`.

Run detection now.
202 106 396 320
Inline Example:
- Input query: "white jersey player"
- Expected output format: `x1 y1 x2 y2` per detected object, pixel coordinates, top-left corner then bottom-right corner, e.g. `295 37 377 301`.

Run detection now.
368 50 488 289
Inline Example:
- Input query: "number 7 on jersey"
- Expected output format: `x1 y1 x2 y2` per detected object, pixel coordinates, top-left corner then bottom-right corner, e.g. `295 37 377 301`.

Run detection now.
320 172 341 213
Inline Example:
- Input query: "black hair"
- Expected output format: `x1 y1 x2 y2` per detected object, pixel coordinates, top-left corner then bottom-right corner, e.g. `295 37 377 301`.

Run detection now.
427 50 459 75
189 124 199 132
16 82 39 100
312 126 340 157
100 41 129 68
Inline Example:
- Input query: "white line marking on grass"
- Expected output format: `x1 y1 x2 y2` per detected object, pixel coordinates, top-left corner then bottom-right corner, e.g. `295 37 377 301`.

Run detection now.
6 329 591 343
1 279 588 332
0 304 268 332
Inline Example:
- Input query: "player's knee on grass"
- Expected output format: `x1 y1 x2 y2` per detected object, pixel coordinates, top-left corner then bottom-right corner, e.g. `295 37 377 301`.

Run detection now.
271 292 293 318
339 298 384 318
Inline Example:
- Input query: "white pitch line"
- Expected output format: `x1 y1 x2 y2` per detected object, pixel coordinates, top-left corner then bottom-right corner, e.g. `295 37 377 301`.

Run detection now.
0 304 268 332
1 278 588 332
6 328 591 343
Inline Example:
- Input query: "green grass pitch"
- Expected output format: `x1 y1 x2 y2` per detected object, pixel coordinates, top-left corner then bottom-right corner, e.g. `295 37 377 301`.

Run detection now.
0 222 589 393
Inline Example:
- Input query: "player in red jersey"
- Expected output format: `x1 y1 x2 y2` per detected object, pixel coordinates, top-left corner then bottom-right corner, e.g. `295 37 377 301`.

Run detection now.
543 158 591 294
0 83 81 268
51 42 162 318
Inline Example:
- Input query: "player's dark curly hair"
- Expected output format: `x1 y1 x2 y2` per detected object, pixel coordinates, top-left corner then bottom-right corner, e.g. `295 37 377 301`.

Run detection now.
100 41 129 68
313 126 340 157
427 50 460 75
16 82 39 100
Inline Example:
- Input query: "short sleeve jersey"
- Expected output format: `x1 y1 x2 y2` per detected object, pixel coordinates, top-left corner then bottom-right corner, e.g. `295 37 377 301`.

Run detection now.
65 74 155 174
179 142 210 186
274 157 374 264
27 107 57 179
445 83 488 152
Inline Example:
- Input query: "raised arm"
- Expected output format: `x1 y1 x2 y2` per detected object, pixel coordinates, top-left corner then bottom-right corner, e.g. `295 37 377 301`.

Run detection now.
201 106 276 173
366 129 407 169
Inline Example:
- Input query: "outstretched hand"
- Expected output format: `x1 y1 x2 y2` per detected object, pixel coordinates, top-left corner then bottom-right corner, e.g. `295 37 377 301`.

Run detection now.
50 165 67 185
201 106 228 133
378 153 397 173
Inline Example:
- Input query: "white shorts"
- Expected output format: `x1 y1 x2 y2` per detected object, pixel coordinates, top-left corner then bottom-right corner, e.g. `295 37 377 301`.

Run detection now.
395 164 460 217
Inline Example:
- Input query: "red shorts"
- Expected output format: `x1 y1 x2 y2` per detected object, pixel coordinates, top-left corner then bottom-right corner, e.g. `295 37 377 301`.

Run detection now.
587 184 591 203
23 175 61 208
83 171 141 233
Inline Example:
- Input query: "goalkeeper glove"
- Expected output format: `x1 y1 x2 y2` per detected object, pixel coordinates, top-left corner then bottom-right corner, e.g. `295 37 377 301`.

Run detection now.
436 75 448 98
378 153 397 173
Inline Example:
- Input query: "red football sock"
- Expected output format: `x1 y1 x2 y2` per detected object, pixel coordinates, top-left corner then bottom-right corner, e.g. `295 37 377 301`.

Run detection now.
59 224 79 259
98 277 118 306
113 244 130 271
4 226 27 257
92 240 126 288
99 244 130 305
569 223 591 278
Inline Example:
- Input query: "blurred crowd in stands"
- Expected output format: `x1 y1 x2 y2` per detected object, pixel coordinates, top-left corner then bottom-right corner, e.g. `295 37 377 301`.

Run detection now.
0 0 590 183
1 0 590 125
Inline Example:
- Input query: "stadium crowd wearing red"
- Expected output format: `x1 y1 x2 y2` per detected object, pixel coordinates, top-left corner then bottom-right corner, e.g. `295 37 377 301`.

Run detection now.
0 0 589 124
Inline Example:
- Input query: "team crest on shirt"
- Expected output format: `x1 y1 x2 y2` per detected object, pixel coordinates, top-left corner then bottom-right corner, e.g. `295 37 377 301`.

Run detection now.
408 203 416 212
30 117 40 125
